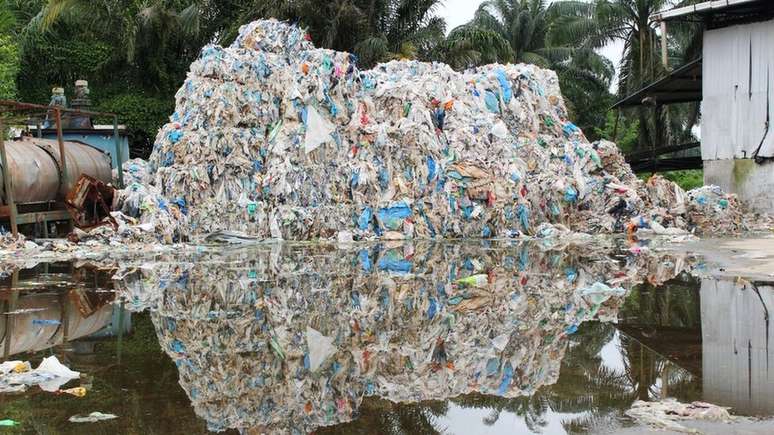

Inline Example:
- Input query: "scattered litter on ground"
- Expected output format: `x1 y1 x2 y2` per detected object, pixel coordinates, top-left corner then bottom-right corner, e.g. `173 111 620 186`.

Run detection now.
31 319 61 326
0 419 19 427
626 399 739 433
68 412 118 423
0 356 80 394
3 308 46 315
61 386 87 397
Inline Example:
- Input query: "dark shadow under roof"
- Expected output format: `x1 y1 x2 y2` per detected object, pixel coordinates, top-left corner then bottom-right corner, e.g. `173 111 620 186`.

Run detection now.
612 58 702 109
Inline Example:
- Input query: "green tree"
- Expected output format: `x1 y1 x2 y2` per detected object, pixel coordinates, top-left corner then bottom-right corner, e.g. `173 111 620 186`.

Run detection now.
445 0 557 68
0 0 23 100
551 0 703 152
595 111 640 153
353 0 446 67
12 0 206 155
27 0 203 92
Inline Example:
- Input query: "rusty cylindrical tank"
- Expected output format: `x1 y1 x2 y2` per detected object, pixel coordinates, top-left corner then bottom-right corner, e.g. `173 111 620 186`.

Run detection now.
0 138 112 203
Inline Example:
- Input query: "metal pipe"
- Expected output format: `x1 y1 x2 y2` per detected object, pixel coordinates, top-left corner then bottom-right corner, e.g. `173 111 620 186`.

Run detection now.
0 99 117 118
55 109 68 197
114 115 124 188
661 21 669 68
0 119 18 236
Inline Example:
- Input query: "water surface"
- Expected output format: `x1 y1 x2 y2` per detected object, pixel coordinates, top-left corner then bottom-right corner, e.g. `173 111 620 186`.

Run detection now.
1 241 772 434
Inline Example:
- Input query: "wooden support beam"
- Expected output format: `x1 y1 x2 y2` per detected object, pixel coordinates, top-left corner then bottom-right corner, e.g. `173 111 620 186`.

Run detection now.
0 119 17 236
114 115 124 188
55 109 69 196
661 21 669 68
626 142 700 162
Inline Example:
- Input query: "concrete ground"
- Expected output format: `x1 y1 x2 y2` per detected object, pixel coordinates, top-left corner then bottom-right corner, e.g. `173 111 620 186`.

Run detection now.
669 234 774 281
616 419 774 434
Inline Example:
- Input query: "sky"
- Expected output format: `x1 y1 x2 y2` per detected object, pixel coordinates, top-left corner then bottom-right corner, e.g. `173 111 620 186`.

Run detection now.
437 0 625 90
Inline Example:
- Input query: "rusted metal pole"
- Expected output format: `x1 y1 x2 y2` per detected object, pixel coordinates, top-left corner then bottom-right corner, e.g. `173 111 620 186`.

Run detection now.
0 118 18 236
55 109 69 194
3 271 19 358
0 99 117 118
114 115 124 188
661 21 668 68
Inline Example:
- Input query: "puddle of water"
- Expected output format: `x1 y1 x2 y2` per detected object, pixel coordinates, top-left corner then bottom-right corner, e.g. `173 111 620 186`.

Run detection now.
1 241 773 434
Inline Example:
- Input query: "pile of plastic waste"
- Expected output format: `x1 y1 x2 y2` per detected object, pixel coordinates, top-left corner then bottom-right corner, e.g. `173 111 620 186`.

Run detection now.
114 240 690 432
106 158 189 244
626 399 738 433
685 185 746 234
125 19 762 242
0 232 38 253
0 356 80 394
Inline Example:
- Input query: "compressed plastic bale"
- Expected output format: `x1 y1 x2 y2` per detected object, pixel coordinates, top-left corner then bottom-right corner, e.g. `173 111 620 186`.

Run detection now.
135 20 640 239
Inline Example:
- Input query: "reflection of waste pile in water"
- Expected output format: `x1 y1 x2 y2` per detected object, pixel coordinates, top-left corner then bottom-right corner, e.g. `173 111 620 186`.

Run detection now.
114 241 691 432
130 19 765 242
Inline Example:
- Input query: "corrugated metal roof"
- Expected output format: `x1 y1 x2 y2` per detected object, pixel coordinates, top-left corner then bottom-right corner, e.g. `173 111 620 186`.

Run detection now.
612 58 702 109
652 0 757 21
651 0 773 23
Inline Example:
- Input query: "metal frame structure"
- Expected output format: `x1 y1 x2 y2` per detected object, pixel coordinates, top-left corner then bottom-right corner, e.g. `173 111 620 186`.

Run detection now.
0 100 124 237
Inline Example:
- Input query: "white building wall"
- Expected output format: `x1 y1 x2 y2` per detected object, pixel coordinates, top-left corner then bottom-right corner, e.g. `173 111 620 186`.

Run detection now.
702 19 774 212
702 19 774 160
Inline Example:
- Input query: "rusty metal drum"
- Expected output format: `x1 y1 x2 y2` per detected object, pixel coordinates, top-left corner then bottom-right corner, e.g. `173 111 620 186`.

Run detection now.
0 138 112 203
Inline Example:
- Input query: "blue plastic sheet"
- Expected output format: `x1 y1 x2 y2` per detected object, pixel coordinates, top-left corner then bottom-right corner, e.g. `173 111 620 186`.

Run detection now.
484 90 500 113
357 207 372 231
377 203 412 230
496 69 512 104
377 251 412 274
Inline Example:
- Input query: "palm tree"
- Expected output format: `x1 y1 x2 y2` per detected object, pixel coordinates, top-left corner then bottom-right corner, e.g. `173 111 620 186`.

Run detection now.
550 0 674 93
550 0 704 151
353 0 447 67
315 398 449 434
446 0 552 68
215 0 446 69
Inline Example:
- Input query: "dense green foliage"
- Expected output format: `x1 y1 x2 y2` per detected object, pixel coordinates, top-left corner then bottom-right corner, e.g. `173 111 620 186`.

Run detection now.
0 35 18 100
595 111 640 153
639 169 704 191
0 1 21 100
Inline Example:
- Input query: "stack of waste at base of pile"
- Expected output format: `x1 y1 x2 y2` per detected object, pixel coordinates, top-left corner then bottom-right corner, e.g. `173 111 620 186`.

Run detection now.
114 241 690 433
626 398 738 432
100 18 765 243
